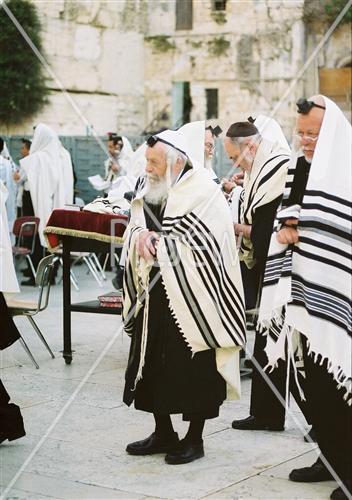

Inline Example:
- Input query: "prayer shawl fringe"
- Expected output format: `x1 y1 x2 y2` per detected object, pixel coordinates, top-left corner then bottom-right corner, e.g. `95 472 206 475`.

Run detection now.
123 167 246 399
258 97 352 403
240 139 290 268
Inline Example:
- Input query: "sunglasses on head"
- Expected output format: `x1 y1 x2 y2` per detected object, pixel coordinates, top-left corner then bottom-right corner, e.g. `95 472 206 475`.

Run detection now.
296 98 326 115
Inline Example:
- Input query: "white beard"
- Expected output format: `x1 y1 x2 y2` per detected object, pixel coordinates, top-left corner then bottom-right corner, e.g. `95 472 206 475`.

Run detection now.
144 174 168 205
204 157 213 170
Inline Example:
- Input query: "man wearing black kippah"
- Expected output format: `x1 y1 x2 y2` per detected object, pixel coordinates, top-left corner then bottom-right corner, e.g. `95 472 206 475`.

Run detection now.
224 117 295 431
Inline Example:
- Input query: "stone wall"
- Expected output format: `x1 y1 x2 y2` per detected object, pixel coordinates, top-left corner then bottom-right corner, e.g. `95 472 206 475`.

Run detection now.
7 0 146 136
5 0 351 138
143 0 307 137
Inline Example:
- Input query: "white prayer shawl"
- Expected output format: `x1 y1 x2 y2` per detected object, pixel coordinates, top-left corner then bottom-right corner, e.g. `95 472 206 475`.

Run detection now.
20 124 66 246
123 166 246 399
258 96 352 400
240 138 290 268
0 155 17 240
0 181 19 293
254 115 290 150
59 144 74 205
128 143 147 179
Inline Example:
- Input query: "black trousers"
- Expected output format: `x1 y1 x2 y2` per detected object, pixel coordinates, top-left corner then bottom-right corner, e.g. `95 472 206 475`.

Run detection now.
302 335 352 480
0 380 25 435
22 190 44 270
250 330 311 426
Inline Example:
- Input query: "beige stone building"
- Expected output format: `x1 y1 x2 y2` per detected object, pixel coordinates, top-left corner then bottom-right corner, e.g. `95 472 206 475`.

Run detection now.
7 0 352 137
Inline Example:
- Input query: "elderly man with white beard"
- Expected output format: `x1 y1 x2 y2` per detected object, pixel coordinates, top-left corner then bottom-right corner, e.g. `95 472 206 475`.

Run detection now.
122 124 246 465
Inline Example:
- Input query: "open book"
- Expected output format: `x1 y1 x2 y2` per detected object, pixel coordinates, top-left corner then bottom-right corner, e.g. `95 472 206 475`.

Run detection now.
88 175 110 191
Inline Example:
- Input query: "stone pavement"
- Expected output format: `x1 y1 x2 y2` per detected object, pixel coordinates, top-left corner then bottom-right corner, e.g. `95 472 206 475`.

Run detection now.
0 267 337 499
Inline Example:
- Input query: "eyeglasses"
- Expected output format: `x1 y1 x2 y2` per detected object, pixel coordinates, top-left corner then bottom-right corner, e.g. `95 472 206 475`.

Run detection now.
294 132 319 143
205 142 215 150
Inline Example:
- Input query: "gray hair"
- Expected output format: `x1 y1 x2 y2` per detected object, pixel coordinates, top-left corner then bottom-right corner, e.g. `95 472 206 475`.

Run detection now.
228 133 262 148
164 145 188 169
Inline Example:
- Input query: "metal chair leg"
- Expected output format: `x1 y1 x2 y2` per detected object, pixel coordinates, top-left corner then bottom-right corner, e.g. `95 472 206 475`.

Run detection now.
83 256 104 287
26 255 37 280
91 253 107 280
59 257 79 291
19 337 39 369
102 253 109 273
27 316 55 359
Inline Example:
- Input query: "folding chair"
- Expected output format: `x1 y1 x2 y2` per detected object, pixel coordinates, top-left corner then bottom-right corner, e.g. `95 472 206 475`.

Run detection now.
12 216 40 280
7 254 56 369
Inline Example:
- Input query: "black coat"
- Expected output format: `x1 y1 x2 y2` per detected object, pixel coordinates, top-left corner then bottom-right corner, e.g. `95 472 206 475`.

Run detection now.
123 202 226 420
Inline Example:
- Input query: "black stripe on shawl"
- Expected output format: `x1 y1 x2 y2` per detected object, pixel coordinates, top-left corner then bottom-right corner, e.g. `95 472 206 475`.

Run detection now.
301 203 352 223
293 246 351 275
192 251 242 345
175 223 246 344
244 155 289 220
299 220 351 242
164 237 219 348
256 158 290 190
291 274 351 335
299 236 351 261
304 190 352 208
186 213 246 315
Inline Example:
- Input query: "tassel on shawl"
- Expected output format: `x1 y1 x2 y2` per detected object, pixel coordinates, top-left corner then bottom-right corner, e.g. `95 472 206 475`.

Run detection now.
132 274 150 391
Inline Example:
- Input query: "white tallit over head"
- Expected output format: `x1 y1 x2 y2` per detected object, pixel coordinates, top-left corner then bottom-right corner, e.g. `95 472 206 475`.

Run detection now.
59 143 74 205
156 121 204 171
20 123 66 246
258 96 352 400
123 122 246 398
240 117 291 268
254 115 290 150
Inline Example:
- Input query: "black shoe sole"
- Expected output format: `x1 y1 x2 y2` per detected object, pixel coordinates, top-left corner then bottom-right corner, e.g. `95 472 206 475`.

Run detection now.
289 472 333 483
0 430 26 444
165 449 204 465
232 423 284 431
126 445 174 456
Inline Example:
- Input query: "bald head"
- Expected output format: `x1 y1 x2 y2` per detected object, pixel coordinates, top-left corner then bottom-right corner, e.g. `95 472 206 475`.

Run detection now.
296 95 325 163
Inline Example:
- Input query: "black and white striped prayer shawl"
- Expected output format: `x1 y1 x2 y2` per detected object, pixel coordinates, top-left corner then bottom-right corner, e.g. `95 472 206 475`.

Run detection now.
240 139 290 268
258 97 352 401
122 166 246 398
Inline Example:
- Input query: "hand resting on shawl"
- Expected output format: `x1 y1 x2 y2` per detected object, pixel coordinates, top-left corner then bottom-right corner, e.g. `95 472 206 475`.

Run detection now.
276 217 299 244
136 229 160 260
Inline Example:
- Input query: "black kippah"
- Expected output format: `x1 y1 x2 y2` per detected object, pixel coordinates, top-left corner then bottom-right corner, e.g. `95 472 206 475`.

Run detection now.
206 125 223 137
226 121 259 138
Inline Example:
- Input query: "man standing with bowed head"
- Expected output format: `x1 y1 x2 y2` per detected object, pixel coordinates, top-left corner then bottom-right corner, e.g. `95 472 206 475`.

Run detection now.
258 96 352 500
122 123 246 465
223 119 294 432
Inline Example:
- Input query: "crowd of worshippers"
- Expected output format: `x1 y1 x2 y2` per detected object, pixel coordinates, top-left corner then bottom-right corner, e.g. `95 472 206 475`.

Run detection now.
0 95 351 500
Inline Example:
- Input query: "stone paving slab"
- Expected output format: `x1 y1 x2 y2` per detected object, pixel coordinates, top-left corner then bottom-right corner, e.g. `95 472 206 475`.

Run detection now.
0 269 338 499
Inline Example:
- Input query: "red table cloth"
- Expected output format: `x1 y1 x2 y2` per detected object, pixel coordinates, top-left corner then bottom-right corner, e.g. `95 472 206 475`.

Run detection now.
44 209 128 251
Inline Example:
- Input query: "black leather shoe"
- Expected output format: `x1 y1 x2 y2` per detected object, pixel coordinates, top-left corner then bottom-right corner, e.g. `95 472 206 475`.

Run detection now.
289 458 333 482
0 428 26 445
330 479 352 500
165 439 204 465
231 415 284 431
304 426 316 443
126 432 179 456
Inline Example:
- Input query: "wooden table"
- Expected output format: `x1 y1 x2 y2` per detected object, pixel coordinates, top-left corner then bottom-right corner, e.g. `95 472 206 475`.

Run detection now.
44 209 127 364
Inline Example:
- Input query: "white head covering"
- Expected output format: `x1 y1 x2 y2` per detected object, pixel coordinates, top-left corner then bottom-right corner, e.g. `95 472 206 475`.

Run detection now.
155 120 205 170
129 142 147 178
254 115 290 151
20 123 66 246
59 143 74 204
